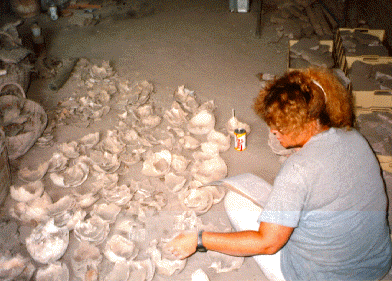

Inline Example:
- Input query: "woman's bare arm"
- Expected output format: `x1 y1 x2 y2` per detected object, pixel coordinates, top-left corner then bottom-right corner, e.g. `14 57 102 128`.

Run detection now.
165 222 294 259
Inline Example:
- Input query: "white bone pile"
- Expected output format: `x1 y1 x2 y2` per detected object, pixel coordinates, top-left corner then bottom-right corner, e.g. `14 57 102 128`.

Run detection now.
3 59 252 280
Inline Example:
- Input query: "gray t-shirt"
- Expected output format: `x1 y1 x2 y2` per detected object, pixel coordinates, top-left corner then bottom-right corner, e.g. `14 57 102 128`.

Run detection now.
258 128 392 280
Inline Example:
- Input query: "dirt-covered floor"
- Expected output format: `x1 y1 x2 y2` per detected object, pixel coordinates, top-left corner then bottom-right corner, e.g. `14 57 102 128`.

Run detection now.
1 0 392 280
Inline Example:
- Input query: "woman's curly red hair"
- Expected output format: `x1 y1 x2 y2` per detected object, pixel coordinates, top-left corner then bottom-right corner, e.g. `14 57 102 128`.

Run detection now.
254 67 354 134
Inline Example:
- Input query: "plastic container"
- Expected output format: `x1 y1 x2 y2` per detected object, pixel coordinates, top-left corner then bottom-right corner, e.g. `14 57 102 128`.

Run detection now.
0 129 11 207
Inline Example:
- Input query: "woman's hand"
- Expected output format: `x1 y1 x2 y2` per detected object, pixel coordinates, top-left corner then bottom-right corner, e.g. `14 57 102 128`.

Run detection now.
163 232 198 260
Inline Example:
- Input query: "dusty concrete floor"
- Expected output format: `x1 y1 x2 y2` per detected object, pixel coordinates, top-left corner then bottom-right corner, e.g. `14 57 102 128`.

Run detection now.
1 0 392 280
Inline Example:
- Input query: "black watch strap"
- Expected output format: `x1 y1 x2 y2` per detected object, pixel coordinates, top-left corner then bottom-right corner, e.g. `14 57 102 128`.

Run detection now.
196 230 207 252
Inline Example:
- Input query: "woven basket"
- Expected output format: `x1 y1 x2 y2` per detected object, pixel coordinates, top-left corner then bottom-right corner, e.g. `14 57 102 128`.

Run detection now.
0 61 32 95
0 129 11 207
0 94 47 160
0 81 26 99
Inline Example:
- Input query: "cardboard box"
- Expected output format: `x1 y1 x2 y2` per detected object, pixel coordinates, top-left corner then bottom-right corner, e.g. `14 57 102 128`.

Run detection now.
288 40 334 72
333 28 387 74
354 89 392 115
342 56 392 114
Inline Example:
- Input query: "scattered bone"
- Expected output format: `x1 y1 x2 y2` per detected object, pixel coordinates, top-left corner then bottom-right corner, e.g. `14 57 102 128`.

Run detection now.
10 180 44 202
206 129 231 152
174 85 199 113
101 184 133 206
200 142 220 155
128 259 155 281
204 185 226 204
142 150 172 177
207 250 244 273
35 133 55 147
177 183 225 215
71 241 102 280
104 234 138 263
134 191 167 221
98 130 125 154
47 152 69 173
171 154 190 173
141 114 162 129
65 209 87 231
173 211 205 232
168 126 185 137
58 141 79 158
131 104 162 129
0 58 249 280
9 192 52 223
78 132 100 152
187 109 215 135
192 268 210 281
17 162 49 182
25 219 69 264
35 262 69 281
74 216 110 245
118 128 141 147
180 135 201 150
143 129 175 148
349 61 392 91
90 150 121 174
123 80 153 107
164 101 189 126
179 187 214 215
46 195 77 227
91 203 121 224
89 172 119 192
103 261 130 281
147 239 187 276
289 38 334 68
225 115 251 136
164 172 187 193
50 160 89 188
191 152 227 184
0 253 35 281
73 192 100 209
119 150 142 166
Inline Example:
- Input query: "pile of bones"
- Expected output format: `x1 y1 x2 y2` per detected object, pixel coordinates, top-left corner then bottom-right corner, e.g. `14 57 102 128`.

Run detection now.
0 58 252 281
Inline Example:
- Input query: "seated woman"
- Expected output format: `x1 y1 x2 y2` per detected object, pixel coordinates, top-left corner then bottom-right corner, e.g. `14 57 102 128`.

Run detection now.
166 67 392 281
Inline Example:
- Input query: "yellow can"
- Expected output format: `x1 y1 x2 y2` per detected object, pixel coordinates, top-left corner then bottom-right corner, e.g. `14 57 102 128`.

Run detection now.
234 128 246 151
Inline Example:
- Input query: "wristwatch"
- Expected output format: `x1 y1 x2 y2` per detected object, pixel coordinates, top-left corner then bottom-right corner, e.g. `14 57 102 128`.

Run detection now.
196 230 207 252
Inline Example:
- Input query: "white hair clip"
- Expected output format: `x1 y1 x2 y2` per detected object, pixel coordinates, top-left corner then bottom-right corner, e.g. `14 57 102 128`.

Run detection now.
312 80 327 102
